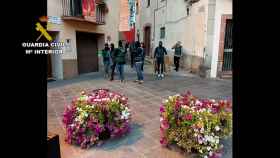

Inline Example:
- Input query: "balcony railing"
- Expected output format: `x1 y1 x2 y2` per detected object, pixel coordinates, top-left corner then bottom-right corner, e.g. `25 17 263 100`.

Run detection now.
62 0 106 25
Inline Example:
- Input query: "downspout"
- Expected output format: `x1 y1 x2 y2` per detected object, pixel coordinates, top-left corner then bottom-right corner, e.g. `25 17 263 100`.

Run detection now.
153 0 159 41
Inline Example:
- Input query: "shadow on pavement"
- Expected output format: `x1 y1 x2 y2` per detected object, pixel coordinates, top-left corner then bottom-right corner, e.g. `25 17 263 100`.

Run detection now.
96 123 144 151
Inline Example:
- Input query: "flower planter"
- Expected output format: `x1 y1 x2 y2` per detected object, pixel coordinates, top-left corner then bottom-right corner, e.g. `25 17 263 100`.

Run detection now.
62 89 131 149
160 91 232 158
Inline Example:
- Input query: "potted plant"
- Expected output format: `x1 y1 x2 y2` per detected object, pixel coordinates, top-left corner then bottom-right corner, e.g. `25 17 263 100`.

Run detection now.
62 89 131 149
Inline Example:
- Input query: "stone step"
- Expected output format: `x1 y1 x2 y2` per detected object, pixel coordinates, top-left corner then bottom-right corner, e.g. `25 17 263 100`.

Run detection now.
221 74 232 79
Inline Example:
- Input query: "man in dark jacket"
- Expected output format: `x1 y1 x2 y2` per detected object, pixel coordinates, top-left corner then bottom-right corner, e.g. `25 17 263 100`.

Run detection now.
172 41 183 72
140 42 145 71
102 43 111 78
115 40 126 83
154 41 167 79
110 43 116 81
133 41 144 84
129 41 136 68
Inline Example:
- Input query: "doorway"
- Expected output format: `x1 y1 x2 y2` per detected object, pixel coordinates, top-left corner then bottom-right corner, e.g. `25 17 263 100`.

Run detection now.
222 19 233 72
144 26 151 56
76 32 99 74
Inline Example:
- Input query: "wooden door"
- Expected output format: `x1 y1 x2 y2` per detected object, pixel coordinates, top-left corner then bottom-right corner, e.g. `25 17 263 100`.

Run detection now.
76 32 99 74
144 26 151 56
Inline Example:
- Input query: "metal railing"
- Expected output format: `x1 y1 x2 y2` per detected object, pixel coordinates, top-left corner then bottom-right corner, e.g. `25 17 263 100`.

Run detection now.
222 19 232 71
62 0 105 24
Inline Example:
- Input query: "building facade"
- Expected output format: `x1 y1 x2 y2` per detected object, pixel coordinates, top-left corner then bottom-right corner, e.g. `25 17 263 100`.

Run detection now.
47 0 121 80
136 0 232 78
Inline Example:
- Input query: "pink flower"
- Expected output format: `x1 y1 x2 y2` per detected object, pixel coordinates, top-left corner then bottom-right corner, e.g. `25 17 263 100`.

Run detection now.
184 114 193 120
209 152 222 158
160 105 165 112
175 101 180 110
160 137 168 146
161 120 170 129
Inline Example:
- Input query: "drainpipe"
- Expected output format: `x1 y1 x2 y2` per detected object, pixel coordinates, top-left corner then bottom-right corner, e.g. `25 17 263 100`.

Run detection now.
153 0 159 42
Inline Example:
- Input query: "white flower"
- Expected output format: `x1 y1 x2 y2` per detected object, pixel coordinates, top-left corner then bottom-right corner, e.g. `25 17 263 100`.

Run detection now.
207 146 211 151
215 139 219 144
208 136 215 143
215 126 220 131
204 155 208 158
125 107 130 111
160 117 163 122
198 139 203 144
121 110 130 120
199 149 203 153
169 96 173 100
199 108 206 113
182 105 188 109
209 151 213 156
84 113 88 117
194 133 198 137
200 127 204 133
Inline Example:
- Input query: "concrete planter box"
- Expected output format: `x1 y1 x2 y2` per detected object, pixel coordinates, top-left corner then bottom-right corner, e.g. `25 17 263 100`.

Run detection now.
199 65 210 78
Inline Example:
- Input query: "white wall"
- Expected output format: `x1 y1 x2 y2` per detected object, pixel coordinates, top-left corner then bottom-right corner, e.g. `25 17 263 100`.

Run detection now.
51 53 63 80
138 0 157 42
210 0 232 78
50 32 63 80
164 0 208 57
154 2 167 47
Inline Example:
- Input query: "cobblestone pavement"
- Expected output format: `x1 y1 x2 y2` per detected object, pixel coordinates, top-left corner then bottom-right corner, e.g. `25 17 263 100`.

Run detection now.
48 64 232 158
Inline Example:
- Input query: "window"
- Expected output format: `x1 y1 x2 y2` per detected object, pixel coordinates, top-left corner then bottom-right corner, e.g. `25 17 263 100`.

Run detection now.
187 6 190 16
147 0 150 7
160 27 165 39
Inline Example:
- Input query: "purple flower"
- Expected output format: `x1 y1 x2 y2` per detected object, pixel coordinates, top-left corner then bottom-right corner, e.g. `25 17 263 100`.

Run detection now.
62 105 76 126
94 124 103 134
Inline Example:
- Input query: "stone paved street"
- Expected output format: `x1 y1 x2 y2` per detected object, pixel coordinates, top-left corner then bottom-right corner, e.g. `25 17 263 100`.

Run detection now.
48 65 232 158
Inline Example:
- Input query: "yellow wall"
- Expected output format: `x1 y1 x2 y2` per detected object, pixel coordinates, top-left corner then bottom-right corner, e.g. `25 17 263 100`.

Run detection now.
47 0 121 60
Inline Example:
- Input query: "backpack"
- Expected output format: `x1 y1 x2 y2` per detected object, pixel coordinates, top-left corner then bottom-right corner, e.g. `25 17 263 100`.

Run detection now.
174 46 182 56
